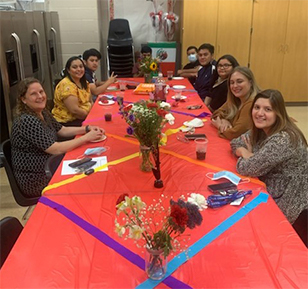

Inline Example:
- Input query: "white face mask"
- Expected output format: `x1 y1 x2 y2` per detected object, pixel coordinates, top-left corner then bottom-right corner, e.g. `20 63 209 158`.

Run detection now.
188 54 197 63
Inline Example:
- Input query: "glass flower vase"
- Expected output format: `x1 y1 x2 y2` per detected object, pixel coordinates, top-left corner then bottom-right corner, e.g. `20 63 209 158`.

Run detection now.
144 73 152 83
139 145 152 172
145 246 167 280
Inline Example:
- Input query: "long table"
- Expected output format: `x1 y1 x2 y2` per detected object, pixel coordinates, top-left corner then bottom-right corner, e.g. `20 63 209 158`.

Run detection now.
1 78 307 288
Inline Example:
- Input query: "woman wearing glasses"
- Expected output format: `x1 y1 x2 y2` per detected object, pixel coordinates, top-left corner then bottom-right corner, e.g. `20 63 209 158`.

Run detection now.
211 66 260 140
204 55 239 112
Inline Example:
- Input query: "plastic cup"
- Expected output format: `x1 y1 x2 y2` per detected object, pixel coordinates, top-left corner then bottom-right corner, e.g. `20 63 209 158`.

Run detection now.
167 71 173 80
119 82 126 91
195 138 208 160
104 113 112 121
174 89 182 101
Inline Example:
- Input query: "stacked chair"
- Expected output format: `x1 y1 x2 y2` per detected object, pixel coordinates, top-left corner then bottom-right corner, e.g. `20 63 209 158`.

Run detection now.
107 19 135 78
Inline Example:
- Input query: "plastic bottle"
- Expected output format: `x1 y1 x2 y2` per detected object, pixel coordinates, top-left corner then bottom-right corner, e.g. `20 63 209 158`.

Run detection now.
155 72 166 101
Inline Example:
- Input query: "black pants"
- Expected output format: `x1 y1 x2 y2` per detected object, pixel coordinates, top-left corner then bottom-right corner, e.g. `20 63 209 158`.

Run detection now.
292 209 308 247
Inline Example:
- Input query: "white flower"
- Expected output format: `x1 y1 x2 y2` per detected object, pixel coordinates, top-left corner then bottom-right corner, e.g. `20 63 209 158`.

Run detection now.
115 221 126 237
116 196 130 215
131 196 146 211
165 113 175 125
187 193 208 211
160 101 171 109
129 225 144 240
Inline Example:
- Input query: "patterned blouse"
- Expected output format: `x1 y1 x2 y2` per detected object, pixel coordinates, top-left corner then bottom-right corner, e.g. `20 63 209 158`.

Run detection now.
52 77 92 123
11 111 62 197
231 130 308 224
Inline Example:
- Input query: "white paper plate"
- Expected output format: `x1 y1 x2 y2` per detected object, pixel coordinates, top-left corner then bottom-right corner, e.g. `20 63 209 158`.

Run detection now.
171 95 187 100
173 85 186 90
183 120 204 128
107 86 117 91
91 135 107 143
172 77 184 80
98 100 115 106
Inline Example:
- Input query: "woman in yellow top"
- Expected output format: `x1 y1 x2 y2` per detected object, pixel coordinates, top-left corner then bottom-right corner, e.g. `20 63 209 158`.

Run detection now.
211 66 260 140
52 56 92 127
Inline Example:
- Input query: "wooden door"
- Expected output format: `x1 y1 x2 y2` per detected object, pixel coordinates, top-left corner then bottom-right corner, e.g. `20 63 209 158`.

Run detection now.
280 0 308 102
249 0 289 91
216 0 253 66
181 0 219 67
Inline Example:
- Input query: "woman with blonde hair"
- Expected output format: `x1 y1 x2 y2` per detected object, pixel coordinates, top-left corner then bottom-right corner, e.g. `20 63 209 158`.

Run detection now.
211 66 260 140
231 89 307 245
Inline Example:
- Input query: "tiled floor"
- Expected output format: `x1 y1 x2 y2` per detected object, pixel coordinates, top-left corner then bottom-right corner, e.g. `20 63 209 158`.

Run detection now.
0 106 307 224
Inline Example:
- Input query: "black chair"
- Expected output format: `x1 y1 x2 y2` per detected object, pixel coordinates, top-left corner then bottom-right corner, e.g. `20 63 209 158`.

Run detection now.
0 139 40 220
0 216 23 268
44 154 64 180
107 19 135 77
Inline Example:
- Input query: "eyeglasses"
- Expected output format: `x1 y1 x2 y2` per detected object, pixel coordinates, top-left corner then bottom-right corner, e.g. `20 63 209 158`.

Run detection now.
217 64 232 69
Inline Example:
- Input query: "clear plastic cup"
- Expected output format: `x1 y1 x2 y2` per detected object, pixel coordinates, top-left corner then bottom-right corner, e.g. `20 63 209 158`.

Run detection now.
195 138 208 160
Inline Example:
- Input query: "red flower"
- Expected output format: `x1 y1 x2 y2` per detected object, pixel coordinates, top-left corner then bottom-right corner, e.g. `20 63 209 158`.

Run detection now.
170 204 188 228
156 109 168 117
147 103 158 109
116 193 129 205
123 104 133 112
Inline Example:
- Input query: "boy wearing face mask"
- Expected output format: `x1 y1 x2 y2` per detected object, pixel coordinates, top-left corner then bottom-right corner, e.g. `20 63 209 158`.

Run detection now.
177 46 200 85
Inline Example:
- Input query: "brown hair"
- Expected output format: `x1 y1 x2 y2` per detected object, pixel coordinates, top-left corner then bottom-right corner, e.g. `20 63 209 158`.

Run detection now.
15 78 48 119
250 89 307 147
216 66 260 120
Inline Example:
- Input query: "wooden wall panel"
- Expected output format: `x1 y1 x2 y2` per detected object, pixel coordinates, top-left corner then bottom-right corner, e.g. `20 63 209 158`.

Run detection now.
181 0 218 67
281 0 308 101
216 0 253 66
249 0 289 92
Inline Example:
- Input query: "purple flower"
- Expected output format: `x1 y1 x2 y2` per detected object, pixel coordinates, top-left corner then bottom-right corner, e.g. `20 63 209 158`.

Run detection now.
127 126 134 135
129 114 135 122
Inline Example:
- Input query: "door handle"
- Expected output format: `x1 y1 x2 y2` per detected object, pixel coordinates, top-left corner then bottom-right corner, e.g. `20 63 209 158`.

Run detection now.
11 33 25 80
33 29 45 83
51 27 60 73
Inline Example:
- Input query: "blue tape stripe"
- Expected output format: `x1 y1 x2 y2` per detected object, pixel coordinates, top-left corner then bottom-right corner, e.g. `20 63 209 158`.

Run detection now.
136 192 269 289
39 196 192 289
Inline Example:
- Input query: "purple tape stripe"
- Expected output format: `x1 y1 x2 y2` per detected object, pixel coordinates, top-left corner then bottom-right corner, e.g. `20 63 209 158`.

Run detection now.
170 110 211 118
39 196 192 289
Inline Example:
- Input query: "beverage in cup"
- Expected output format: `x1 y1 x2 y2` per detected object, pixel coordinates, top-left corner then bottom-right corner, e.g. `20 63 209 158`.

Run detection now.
195 138 208 160
104 113 112 121
167 71 173 81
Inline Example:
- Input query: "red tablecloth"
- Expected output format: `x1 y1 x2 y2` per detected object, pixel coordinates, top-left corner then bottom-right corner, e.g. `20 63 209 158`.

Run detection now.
1 78 307 288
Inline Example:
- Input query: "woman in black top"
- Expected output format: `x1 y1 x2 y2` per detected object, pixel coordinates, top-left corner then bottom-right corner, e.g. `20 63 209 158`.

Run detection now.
11 78 104 197
204 55 239 112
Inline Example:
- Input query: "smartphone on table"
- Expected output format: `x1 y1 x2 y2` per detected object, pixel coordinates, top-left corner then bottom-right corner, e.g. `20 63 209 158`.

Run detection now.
207 181 237 194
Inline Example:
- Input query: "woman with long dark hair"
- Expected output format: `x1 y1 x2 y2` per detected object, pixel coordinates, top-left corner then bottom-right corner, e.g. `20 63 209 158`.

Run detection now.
52 56 92 126
204 54 239 112
231 89 307 244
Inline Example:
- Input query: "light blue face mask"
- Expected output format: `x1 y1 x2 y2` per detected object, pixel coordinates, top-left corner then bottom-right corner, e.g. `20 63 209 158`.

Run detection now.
206 171 249 185
188 54 197 63
84 147 107 156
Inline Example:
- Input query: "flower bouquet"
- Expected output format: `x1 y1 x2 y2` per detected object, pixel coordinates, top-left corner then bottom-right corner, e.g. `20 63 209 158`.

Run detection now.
115 193 207 280
121 100 175 187
139 55 159 83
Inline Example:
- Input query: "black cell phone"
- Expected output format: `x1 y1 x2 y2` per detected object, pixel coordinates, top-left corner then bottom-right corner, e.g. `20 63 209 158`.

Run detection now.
76 160 97 171
126 84 137 89
208 181 237 194
69 157 92 168
184 134 207 140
